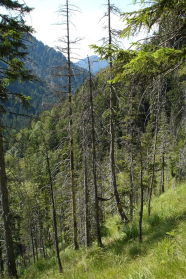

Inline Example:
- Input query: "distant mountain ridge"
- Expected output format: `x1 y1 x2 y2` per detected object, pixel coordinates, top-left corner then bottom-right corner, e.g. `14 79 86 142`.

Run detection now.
75 55 108 75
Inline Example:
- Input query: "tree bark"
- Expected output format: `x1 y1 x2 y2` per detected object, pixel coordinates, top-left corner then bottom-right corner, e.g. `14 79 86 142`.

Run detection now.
161 151 165 193
0 116 18 278
108 0 128 222
66 0 79 250
129 149 134 219
30 224 35 264
88 57 102 247
148 115 158 216
83 124 90 248
0 239 4 277
159 114 166 195
148 81 161 216
139 140 143 243
45 143 63 273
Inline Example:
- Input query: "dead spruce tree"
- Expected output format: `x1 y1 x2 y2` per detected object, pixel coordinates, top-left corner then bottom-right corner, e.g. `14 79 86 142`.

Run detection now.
54 0 83 250
76 67 103 248
87 57 103 247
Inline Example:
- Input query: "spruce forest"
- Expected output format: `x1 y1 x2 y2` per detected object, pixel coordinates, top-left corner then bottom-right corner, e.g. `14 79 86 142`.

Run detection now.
1 0 186 278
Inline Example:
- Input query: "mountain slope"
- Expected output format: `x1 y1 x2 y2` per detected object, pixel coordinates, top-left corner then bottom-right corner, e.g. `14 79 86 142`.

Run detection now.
2 36 86 129
20 182 186 279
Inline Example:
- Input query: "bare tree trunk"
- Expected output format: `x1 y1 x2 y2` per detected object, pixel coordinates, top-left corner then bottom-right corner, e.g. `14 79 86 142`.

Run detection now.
38 215 45 259
0 116 18 278
148 116 158 216
83 124 90 248
34 232 38 261
108 0 128 222
0 239 4 277
129 149 134 219
160 115 165 194
25 198 36 264
139 140 143 243
45 144 63 273
66 0 79 250
30 224 35 264
88 57 102 247
162 151 165 193
148 81 161 216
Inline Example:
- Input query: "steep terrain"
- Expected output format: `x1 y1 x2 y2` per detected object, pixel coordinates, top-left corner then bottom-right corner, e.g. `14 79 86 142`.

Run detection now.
19 182 186 279
2 36 86 129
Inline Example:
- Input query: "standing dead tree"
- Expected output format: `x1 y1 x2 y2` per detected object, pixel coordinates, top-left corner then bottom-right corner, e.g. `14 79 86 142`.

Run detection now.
53 0 83 250
87 57 103 247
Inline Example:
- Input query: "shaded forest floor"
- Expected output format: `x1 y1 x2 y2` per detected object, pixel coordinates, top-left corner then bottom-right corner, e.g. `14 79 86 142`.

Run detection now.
19 182 186 279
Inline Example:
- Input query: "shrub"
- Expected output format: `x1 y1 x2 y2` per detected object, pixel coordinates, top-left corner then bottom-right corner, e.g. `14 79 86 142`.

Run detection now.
101 225 111 237
123 224 138 240
147 214 160 228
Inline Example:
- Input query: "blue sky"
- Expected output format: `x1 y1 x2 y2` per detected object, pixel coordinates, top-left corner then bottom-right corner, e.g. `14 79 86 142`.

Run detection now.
23 0 139 60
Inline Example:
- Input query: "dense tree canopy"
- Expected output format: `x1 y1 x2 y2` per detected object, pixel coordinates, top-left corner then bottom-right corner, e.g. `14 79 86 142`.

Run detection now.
115 0 186 81
0 1 35 278
0 0 35 113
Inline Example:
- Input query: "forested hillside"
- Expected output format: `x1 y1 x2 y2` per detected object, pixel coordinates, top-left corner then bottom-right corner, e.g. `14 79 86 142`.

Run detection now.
1 0 186 278
2 37 86 129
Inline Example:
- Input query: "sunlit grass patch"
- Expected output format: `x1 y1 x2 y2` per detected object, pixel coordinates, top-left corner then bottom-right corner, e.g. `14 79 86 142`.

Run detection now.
19 182 186 279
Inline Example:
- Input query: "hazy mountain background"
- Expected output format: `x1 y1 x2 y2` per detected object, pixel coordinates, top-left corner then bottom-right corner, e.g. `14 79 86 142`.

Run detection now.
75 55 108 75
2 39 108 130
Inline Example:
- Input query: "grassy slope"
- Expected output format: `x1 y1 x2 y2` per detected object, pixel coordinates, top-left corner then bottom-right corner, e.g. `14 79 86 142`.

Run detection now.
20 182 186 279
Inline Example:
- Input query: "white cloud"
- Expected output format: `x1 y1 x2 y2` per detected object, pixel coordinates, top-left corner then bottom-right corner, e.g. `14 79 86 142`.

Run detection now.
24 0 141 60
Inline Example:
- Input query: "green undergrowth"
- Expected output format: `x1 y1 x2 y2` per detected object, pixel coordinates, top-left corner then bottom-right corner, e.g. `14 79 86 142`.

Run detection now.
20 182 186 279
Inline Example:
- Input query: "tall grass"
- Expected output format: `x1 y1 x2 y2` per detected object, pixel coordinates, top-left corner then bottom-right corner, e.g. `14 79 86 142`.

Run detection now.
18 182 186 279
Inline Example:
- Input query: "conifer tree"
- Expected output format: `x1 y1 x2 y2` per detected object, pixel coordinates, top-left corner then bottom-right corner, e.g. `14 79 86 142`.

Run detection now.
0 1 34 277
106 0 128 222
56 0 81 250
